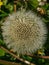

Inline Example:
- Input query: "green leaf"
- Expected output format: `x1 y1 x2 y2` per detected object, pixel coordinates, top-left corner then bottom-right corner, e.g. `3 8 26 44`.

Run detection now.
3 0 8 5
41 4 49 11
38 59 45 64
42 59 45 63
0 39 4 45
45 63 49 65
22 55 32 62
17 2 22 6
0 13 8 17
0 48 5 56
47 10 49 15
6 4 13 12
29 0 38 8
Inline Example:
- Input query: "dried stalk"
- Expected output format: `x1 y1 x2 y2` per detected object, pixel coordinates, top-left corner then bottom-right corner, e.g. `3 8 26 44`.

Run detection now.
39 56 49 59
0 59 21 65
27 54 49 59
14 0 16 12
0 46 35 65
14 0 18 12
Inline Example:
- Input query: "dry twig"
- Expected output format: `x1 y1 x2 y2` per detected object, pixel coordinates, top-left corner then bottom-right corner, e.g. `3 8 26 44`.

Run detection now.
27 54 49 59
0 59 21 65
0 46 35 65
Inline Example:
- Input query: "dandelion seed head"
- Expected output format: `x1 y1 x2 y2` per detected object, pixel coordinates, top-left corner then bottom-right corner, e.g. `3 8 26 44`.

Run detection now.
2 10 47 55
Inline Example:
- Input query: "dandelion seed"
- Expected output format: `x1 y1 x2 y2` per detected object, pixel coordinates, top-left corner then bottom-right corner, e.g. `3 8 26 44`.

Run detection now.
1 10 47 55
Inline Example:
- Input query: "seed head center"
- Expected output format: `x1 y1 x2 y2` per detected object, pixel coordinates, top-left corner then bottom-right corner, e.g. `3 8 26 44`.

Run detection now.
16 24 32 40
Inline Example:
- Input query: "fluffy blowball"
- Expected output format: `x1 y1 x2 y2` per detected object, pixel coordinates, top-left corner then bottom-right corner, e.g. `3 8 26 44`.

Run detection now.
2 10 47 55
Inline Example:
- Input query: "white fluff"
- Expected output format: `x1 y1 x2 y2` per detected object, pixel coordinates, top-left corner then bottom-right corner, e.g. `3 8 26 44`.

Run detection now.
2 10 47 55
